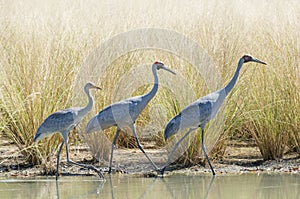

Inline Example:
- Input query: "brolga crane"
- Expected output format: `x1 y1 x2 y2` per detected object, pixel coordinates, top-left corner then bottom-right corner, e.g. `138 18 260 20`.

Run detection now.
161 55 267 176
86 61 176 173
34 82 104 180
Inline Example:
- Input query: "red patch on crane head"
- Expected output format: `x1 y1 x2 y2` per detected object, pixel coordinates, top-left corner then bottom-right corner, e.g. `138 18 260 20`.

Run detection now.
154 61 163 65
242 54 253 62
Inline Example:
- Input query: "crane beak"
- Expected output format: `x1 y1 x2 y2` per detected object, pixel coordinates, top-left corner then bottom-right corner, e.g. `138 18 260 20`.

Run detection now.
161 65 176 75
92 85 102 90
252 58 267 65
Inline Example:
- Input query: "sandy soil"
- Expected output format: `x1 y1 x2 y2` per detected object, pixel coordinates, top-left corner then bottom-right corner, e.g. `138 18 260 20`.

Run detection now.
0 135 299 178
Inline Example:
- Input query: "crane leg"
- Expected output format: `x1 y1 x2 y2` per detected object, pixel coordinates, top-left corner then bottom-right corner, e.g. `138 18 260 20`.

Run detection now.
108 128 121 174
61 131 104 179
56 141 65 181
64 141 104 178
131 124 159 171
201 128 216 175
64 141 105 179
160 127 197 175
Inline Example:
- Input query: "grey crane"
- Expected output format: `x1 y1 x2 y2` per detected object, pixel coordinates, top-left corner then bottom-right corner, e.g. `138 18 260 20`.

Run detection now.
34 82 104 180
161 55 267 175
86 61 176 173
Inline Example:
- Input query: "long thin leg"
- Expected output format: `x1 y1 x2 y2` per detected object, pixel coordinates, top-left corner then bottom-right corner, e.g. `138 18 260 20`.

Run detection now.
160 127 197 175
201 128 216 175
60 130 104 179
130 124 159 171
65 140 105 178
56 141 65 181
108 128 121 174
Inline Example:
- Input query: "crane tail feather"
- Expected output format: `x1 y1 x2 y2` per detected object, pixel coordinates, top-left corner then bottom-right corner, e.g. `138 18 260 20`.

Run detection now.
86 115 101 133
164 116 180 141
34 127 51 142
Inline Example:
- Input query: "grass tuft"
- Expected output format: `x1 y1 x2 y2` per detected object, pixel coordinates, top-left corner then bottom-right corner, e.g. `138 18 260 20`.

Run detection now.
1 0 299 169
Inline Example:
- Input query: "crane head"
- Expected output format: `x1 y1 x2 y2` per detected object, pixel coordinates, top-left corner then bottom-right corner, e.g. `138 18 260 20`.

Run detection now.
153 61 176 74
85 82 102 90
242 55 267 65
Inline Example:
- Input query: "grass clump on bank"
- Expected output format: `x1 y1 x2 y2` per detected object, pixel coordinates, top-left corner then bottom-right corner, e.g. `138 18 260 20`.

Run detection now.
0 24 81 167
0 0 300 170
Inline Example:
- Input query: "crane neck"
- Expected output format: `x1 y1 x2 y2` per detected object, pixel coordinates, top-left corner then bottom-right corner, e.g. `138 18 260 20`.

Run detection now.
143 64 159 102
224 58 244 95
79 87 94 116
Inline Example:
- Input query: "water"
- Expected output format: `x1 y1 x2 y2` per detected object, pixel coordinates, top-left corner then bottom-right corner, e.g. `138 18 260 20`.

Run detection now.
0 173 299 199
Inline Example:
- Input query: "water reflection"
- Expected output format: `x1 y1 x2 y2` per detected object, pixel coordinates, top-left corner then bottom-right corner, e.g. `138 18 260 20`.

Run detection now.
108 176 215 199
55 177 106 199
56 178 105 199
56 180 59 199
257 174 300 199
107 174 216 199
55 174 216 199
0 174 299 198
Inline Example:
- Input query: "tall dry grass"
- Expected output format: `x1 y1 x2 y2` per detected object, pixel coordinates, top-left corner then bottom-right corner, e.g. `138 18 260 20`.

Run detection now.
0 0 299 169
0 25 81 166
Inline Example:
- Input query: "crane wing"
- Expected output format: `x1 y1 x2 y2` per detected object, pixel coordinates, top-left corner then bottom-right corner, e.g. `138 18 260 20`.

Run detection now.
34 108 79 141
86 105 118 133
164 90 226 140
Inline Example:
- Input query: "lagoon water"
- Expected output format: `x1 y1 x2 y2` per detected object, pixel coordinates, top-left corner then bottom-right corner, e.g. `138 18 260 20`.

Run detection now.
0 173 299 199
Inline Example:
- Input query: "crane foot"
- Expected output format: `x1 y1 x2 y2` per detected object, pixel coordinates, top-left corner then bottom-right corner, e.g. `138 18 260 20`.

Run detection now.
159 167 166 177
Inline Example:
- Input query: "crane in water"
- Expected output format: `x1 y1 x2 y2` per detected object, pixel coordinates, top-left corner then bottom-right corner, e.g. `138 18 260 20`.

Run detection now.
34 82 104 180
161 55 267 176
86 61 176 173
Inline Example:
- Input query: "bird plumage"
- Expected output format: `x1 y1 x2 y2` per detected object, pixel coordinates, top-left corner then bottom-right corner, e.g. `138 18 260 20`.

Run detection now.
33 82 103 180
85 61 176 173
34 107 81 142
161 55 267 175
164 89 226 140
86 94 153 132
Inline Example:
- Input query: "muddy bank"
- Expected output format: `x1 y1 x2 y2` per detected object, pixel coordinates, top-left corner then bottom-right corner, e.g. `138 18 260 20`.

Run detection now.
0 138 299 178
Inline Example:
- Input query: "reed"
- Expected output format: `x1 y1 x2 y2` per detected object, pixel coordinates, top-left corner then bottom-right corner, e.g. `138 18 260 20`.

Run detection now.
0 23 83 166
0 0 299 169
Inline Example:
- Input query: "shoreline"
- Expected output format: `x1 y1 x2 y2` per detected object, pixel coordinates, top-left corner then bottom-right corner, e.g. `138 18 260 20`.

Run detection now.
1 138 299 178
